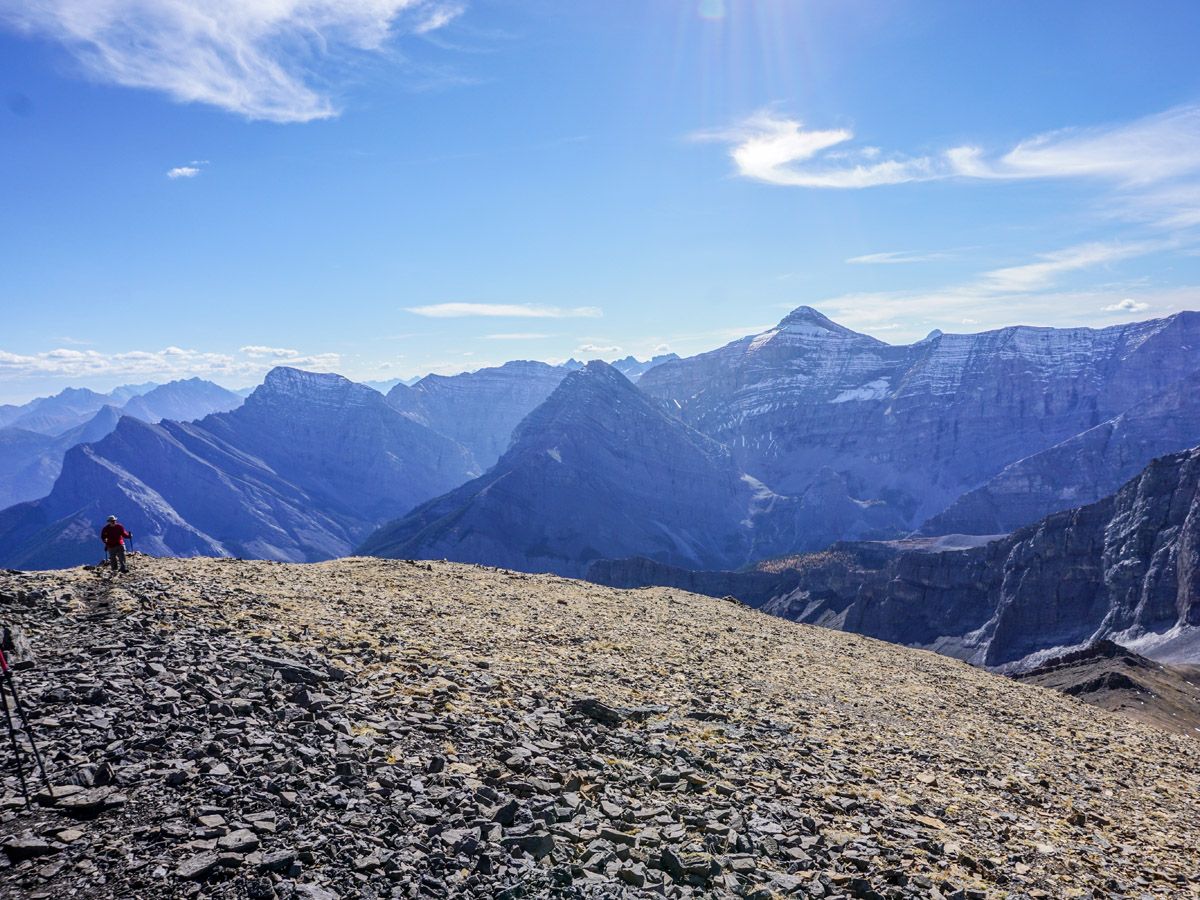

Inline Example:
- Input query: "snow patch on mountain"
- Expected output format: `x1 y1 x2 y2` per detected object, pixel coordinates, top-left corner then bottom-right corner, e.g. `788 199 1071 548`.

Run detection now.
831 378 892 403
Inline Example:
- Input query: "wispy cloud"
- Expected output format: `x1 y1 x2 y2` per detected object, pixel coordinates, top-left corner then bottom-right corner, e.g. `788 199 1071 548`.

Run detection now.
807 240 1186 341
692 111 931 188
406 303 602 319
240 345 300 357
846 251 949 265
697 105 1200 191
976 241 1161 293
167 165 200 179
483 332 551 340
0 0 465 123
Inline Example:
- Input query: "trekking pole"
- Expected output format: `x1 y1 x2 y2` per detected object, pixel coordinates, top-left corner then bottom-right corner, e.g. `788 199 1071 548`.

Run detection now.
0 678 30 807
0 647 52 806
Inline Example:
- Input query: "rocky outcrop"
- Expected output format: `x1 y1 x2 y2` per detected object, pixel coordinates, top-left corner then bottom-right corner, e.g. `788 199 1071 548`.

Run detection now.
761 447 1200 668
640 307 1200 534
0 368 477 568
1016 641 1200 737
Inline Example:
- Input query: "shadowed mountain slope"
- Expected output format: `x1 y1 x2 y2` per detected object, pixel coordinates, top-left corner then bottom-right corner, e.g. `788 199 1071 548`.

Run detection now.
924 369 1200 535
362 362 759 576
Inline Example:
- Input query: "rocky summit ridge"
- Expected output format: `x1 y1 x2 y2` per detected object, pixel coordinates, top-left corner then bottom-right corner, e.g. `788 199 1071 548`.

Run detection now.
0 557 1196 899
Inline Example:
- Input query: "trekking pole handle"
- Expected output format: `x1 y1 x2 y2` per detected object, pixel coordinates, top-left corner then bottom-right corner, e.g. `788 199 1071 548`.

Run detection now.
0 646 9 676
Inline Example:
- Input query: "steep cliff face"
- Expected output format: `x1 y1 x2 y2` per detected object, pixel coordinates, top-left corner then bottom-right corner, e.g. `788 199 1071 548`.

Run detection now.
361 362 759 576
761 447 1200 668
387 361 569 470
640 308 1200 530
0 368 479 568
924 370 1200 535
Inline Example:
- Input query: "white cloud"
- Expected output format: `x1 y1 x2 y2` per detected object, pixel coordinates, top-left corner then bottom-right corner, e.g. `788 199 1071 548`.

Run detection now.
483 332 551 340
0 0 464 123
1103 298 1150 313
166 165 201 179
406 303 602 319
846 251 947 265
699 105 1200 191
414 2 464 34
0 345 340 380
576 343 622 356
692 111 932 188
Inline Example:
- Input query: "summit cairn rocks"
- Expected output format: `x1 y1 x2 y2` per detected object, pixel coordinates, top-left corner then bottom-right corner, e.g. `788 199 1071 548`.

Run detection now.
0 556 1195 898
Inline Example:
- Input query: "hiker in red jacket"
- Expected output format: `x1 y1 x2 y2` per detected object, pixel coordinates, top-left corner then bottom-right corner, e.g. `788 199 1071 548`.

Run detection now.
100 515 132 573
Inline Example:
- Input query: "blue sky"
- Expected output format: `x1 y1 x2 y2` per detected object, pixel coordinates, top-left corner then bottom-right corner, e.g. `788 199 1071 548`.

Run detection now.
2 0 1200 402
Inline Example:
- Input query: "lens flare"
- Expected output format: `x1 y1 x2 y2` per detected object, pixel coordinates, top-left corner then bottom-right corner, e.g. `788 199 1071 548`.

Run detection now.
698 0 726 21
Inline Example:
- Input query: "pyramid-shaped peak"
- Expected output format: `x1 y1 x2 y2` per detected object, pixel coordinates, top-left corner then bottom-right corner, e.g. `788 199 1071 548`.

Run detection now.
777 306 862 336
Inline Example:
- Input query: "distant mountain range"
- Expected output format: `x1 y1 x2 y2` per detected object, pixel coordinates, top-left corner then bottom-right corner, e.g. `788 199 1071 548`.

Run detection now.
0 369 474 568
363 307 1200 568
0 378 244 509
2 311 1199 667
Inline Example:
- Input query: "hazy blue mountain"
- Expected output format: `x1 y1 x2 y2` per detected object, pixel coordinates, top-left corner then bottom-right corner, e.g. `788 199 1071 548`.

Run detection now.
0 379 245 509
387 360 571 470
119 377 243 423
6 387 116 436
362 362 761 576
0 368 477 568
0 381 158 433
0 405 125 509
610 353 680 382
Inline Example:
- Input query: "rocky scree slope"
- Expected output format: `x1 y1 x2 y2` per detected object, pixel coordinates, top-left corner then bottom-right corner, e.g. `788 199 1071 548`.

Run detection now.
0 557 1196 900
